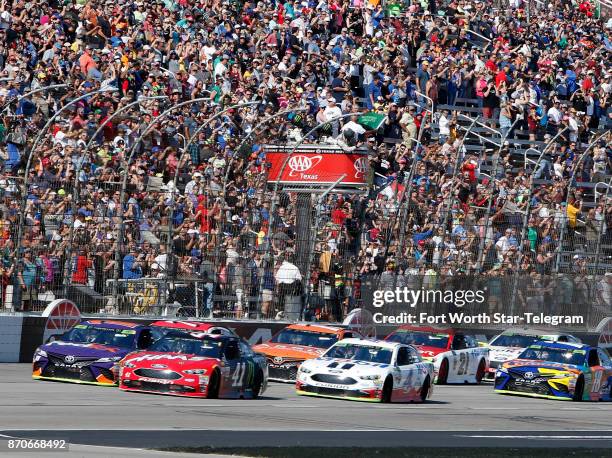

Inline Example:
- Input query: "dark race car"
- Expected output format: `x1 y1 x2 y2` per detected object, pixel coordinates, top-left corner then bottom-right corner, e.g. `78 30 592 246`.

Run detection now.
32 320 154 385
118 331 268 398
149 320 236 341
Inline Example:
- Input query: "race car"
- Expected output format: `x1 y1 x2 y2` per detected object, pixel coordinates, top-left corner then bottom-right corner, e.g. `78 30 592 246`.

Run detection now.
385 325 488 384
253 324 362 382
149 320 236 340
494 341 612 401
119 331 267 398
485 328 581 381
32 320 154 385
296 338 434 403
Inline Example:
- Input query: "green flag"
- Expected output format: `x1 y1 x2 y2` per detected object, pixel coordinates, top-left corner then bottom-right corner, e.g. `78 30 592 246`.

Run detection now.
358 112 386 131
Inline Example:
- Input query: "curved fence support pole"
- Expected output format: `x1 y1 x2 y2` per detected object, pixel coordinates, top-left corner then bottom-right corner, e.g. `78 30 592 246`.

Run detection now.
435 116 480 267
260 112 363 320
554 132 609 273
172 104 303 317
220 107 309 202
508 127 570 314
302 174 346 319
474 116 522 270
0 84 69 116
14 87 118 310
593 179 612 276
523 148 541 170
380 94 431 269
380 136 421 285
163 101 259 317
111 97 212 311
211 106 309 316
63 96 168 295
386 96 432 287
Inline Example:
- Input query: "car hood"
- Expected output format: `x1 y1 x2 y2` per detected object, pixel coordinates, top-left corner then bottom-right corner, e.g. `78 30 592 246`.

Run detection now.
40 341 128 359
502 359 582 374
303 356 392 378
252 343 325 360
122 351 220 369
489 346 525 363
413 345 447 359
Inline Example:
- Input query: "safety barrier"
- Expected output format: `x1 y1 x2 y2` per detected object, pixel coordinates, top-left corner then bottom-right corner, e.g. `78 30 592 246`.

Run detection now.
1 91 610 323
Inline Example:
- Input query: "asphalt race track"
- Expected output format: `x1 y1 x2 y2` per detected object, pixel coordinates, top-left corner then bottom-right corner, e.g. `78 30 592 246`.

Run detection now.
1 364 611 451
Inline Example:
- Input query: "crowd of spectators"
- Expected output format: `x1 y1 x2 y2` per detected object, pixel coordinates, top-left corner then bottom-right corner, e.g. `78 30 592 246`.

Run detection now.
0 0 610 318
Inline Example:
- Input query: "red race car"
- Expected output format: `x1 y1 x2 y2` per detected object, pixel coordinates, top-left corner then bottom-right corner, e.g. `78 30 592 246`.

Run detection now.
385 325 489 384
118 331 267 398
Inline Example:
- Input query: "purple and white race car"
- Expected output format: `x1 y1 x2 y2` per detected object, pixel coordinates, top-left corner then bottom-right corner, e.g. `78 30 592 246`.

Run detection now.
32 320 154 385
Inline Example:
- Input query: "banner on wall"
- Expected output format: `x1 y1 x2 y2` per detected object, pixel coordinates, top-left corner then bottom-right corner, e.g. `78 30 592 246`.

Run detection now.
264 145 369 187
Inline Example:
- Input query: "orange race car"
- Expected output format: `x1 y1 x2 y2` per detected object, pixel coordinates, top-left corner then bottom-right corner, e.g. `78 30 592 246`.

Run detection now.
253 324 362 382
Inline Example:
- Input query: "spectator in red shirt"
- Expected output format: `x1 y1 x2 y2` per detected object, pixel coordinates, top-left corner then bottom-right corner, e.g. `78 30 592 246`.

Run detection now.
331 205 348 225
495 65 509 88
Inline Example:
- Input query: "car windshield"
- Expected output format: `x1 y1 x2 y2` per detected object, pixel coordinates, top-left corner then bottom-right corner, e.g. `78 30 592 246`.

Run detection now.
490 334 546 348
386 330 449 349
60 325 136 349
270 328 338 349
325 343 393 365
149 336 223 358
519 346 586 366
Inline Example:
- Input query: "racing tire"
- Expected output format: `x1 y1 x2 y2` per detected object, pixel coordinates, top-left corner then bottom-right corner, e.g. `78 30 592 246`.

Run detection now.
420 376 431 403
572 376 584 402
251 370 263 399
381 377 393 403
437 359 449 385
475 359 486 384
207 369 220 399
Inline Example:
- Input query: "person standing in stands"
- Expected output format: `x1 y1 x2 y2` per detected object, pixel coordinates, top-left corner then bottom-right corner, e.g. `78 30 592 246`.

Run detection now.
275 254 302 318
17 249 38 311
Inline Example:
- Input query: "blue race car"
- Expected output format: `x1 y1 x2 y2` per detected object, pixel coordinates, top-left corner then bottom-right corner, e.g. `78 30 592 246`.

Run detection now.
32 320 154 385
494 341 612 401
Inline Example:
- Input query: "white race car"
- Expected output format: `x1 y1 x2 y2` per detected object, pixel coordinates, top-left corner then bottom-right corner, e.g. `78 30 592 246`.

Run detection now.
385 326 489 384
485 328 581 381
295 338 434 403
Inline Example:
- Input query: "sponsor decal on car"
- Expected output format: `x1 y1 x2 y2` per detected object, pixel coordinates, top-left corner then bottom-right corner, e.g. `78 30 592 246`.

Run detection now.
317 357 390 368
311 382 351 389
125 354 213 363
136 377 174 384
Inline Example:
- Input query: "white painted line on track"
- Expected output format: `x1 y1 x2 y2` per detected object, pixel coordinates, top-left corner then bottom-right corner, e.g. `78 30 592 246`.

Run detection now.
458 435 612 440
0 428 400 432
464 407 521 410
3 429 611 432
560 407 609 411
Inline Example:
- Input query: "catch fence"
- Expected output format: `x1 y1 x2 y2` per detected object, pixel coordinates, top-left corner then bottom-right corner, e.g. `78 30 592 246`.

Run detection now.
1 95 610 330
3 154 611 325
